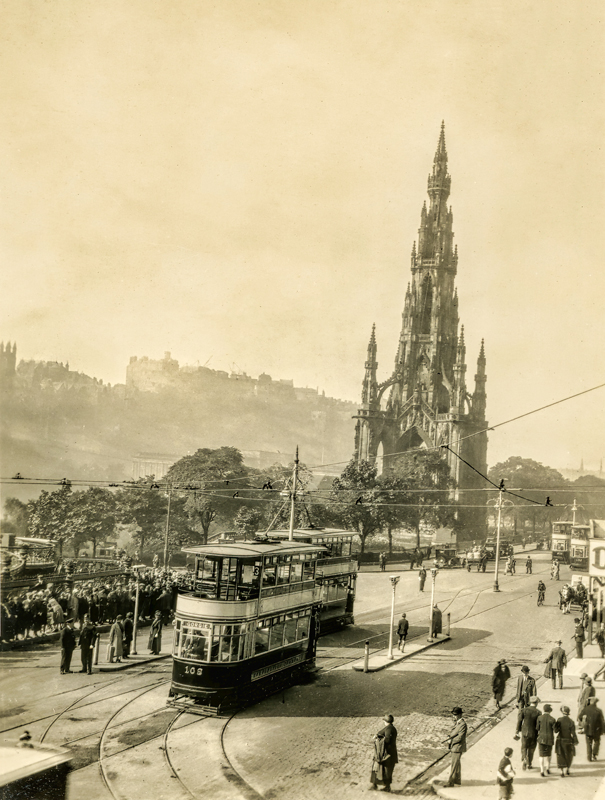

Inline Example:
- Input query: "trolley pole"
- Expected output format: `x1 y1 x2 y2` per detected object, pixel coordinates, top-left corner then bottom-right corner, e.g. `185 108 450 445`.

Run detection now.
288 446 299 542
428 564 438 642
387 575 400 659
131 564 144 656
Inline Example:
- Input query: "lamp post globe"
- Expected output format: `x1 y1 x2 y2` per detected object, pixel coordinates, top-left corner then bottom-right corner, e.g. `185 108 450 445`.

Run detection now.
387 575 400 659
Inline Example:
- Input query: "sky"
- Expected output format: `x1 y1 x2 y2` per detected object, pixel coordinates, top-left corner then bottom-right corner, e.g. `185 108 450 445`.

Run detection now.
1 1 604 472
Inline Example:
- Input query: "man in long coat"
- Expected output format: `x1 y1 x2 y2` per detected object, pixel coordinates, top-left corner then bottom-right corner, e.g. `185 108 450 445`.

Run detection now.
123 612 134 658
492 660 511 710
78 615 98 674
578 676 596 723
431 605 442 639
544 640 567 689
515 665 536 708
581 697 605 761
574 617 586 658
107 616 124 662
370 714 398 792
59 619 76 674
515 696 541 769
443 707 467 786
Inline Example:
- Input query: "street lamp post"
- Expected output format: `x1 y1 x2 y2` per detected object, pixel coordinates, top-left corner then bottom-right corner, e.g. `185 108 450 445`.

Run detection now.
488 491 514 592
428 563 438 642
387 575 400 659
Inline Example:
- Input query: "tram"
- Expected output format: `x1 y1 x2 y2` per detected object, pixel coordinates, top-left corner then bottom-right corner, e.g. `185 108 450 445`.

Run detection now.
569 524 590 573
268 528 357 633
551 521 572 564
168 539 325 714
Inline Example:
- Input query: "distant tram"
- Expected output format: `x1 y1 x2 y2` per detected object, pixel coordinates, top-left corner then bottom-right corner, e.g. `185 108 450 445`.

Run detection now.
169 540 325 714
551 521 572 564
569 524 590 573
268 528 357 633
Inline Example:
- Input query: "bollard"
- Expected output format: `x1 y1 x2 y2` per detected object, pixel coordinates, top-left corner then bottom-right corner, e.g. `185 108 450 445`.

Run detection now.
446 612 451 636
364 640 370 673
94 634 100 666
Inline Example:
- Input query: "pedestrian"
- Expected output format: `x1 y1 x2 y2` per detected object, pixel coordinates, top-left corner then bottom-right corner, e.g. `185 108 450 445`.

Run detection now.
418 567 427 592
481 554 488 573
536 703 556 776
578 676 596 722
574 617 586 658
515 665 536 708
496 747 515 799
596 624 605 658
379 552 387 572
491 659 511 710
553 560 560 581
148 610 163 654
514 696 540 769
511 557 516 574
78 615 98 674
107 615 124 663
581 697 604 761
554 705 579 777
544 639 567 689
443 707 467 787
526 556 532 574
537 580 546 606
369 713 398 792
431 605 442 639
59 618 76 674
396 613 409 652
123 611 134 658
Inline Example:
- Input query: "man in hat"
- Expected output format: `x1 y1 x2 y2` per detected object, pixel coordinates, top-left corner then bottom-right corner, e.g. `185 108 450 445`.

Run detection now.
544 640 567 689
515 666 536 708
581 697 604 761
578 676 596 722
78 614 98 674
443 707 467 786
123 611 134 658
431 604 442 639
59 618 76 674
492 660 511 710
369 714 398 792
515 696 541 769
396 613 409 652
574 617 586 657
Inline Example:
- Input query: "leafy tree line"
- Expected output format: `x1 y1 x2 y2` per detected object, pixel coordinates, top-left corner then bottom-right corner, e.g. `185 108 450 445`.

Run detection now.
4 449 603 559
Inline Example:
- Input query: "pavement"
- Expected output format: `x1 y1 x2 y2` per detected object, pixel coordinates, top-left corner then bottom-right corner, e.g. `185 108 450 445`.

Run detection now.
350 633 451 672
431 642 605 800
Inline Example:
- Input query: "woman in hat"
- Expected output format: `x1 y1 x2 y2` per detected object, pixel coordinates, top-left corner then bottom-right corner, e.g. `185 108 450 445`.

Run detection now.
107 615 124 663
554 705 579 776
492 660 511 710
370 714 398 792
536 703 556 776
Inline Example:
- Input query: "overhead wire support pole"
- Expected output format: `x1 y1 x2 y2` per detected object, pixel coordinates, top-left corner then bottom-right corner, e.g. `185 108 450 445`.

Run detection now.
288 446 299 542
163 482 172 570
493 489 504 593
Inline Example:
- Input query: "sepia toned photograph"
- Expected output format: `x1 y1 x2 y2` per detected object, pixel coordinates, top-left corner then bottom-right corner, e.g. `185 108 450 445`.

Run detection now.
0 3 604 799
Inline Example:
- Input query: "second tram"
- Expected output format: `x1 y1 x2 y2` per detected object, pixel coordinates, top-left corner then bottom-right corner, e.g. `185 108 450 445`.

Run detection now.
551 521 572 564
169 540 325 714
268 528 357 633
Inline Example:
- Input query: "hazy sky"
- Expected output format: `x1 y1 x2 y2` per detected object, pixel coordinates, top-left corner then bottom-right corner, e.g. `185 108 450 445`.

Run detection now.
1 1 604 471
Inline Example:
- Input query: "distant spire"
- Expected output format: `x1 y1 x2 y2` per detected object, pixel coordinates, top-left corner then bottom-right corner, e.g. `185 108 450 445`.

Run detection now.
434 120 447 164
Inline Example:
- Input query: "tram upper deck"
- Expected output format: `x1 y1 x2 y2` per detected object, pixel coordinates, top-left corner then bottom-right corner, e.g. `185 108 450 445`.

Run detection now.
267 528 357 573
178 540 326 620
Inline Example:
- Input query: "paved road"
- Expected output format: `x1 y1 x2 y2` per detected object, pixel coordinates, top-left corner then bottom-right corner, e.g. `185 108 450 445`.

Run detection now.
0 551 578 799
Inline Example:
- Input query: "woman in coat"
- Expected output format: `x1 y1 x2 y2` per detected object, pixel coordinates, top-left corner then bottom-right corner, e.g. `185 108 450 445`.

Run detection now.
554 705 579 776
148 610 163 654
107 615 124 663
492 660 511 710
370 714 398 792
536 703 556 776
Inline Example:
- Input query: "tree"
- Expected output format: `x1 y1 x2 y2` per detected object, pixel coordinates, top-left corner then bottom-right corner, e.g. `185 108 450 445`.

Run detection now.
329 460 386 553
165 447 251 543
389 451 457 547
487 457 571 538
27 484 74 557
69 487 117 558
234 507 264 540
114 482 168 557
2 498 29 537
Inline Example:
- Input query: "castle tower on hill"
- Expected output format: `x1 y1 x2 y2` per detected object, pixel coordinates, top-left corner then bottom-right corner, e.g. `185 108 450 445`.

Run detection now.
353 124 488 538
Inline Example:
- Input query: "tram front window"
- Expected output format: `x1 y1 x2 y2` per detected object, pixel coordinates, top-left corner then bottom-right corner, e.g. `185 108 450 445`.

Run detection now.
195 557 220 598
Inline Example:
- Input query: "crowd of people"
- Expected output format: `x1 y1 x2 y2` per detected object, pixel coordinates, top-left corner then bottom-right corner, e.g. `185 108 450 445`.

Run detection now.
0 566 189 643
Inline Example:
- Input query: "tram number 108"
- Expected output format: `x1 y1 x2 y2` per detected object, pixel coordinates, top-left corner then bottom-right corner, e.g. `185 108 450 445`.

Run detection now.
184 665 204 676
